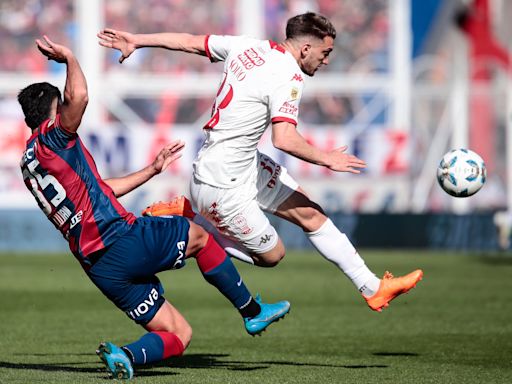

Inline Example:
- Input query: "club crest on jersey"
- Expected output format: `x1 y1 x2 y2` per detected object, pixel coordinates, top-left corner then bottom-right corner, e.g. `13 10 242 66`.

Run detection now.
231 214 252 235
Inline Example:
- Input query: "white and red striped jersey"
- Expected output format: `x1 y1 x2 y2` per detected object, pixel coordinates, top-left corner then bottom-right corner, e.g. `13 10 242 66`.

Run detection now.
193 35 305 188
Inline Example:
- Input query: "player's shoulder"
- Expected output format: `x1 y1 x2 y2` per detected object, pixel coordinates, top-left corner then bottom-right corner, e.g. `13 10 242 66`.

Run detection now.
210 34 263 48
36 113 77 150
267 50 303 81
39 114 75 136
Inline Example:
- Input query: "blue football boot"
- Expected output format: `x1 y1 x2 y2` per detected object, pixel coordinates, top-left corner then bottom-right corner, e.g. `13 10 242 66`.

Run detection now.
244 295 291 336
96 341 134 380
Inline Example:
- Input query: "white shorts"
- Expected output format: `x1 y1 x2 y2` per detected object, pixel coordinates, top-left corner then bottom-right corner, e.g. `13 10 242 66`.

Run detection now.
190 152 298 254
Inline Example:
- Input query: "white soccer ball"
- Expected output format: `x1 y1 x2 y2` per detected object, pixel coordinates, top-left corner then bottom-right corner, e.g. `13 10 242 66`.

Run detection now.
436 148 486 197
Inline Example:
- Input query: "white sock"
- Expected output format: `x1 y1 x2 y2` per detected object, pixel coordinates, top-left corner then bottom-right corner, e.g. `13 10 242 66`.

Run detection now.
192 214 255 265
306 218 380 296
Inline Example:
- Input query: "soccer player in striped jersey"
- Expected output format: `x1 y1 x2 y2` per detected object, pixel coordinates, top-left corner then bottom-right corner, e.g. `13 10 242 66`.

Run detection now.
18 36 290 380
98 12 423 314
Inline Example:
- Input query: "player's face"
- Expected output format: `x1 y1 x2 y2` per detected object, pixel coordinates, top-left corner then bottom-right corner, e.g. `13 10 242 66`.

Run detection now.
301 36 334 76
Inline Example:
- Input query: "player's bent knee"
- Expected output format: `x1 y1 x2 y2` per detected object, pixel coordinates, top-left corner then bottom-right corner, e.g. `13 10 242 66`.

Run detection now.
253 242 285 267
145 301 193 349
186 221 209 256
176 321 193 349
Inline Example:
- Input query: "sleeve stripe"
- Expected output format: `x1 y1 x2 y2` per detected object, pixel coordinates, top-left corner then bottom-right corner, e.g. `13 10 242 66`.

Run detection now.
205 35 214 62
271 117 297 125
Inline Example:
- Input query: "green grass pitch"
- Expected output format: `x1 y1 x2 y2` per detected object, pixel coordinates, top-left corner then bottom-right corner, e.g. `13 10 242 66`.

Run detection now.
0 250 511 383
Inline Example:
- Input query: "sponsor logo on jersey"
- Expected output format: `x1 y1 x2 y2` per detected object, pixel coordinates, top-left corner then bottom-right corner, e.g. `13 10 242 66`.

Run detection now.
259 234 273 246
237 48 265 69
291 73 303 82
279 101 298 115
259 156 281 189
267 164 281 189
69 210 83 229
208 202 222 224
127 288 160 320
21 148 35 165
228 48 265 82
52 206 73 227
172 240 186 269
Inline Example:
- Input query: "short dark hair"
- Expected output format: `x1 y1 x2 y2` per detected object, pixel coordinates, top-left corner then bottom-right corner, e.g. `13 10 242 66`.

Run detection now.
18 82 62 129
285 12 336 41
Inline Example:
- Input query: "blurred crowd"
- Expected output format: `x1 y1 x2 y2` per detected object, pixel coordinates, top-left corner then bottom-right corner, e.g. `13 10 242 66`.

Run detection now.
1 0 390 74
266 0 389 73
0 0 75 73
1 0 390 126
103 0 236 73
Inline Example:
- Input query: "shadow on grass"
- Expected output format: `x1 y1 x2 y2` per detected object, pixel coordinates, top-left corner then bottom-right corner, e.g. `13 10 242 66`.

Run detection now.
146 353 388 371
0 360 178 379
476 253 512 265
13 353 92 357
0 353 389 378
0 361 99 374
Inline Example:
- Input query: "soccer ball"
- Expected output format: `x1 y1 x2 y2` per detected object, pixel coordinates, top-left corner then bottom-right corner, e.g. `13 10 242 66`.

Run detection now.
436 148 486 197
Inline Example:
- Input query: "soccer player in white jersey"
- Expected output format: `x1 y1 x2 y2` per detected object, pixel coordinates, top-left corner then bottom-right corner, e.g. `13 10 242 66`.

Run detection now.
98 12 423 312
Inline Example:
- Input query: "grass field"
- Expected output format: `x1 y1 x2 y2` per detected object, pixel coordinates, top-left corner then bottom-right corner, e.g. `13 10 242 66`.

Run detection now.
0 250 511 383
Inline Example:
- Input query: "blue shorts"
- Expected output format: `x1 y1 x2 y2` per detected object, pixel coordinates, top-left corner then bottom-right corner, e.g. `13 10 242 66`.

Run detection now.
87 216 190 325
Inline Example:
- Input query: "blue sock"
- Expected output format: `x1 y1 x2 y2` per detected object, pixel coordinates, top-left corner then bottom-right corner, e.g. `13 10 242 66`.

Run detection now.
196 235 260 318
203 257 253 308
123 333 163 365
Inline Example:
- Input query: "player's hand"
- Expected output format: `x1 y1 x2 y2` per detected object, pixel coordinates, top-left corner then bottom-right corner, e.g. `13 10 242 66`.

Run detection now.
326 146 366 174
151 140 185 174
97 28 137 63
36 36 72 63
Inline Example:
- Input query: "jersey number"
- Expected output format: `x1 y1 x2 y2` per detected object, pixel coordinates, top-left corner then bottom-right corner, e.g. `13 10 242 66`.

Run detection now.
23 158 66 215
204 71 234 129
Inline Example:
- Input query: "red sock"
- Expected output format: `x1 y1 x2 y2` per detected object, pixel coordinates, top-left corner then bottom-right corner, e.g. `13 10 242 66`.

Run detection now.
196 234 227 273
153 331 185 359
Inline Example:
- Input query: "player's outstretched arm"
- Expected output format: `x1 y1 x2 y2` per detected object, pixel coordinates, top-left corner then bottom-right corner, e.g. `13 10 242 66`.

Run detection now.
36 35 88 133
97 29 207 63
104 140 185 197
272 121 366 174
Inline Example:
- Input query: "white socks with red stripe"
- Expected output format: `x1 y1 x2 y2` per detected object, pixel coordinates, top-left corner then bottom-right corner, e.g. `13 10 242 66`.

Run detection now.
306 218 380 297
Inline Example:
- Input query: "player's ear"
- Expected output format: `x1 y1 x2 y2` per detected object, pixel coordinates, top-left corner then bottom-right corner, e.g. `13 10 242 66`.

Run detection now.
300 43 311 58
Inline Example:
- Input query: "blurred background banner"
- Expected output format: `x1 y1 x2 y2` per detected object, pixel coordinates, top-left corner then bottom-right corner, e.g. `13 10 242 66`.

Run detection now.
1 0 510 251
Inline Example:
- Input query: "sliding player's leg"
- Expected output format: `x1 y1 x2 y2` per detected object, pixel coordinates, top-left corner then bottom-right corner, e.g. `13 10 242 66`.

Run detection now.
187 220 290 335
97 300 190 379
91 216 290 378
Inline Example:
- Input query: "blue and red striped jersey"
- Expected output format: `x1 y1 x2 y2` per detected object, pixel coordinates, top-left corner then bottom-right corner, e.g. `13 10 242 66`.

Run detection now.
20 115 136 267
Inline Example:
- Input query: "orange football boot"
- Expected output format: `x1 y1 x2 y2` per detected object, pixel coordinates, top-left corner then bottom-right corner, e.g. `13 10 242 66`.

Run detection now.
364 269 423 312
142 195 196 219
